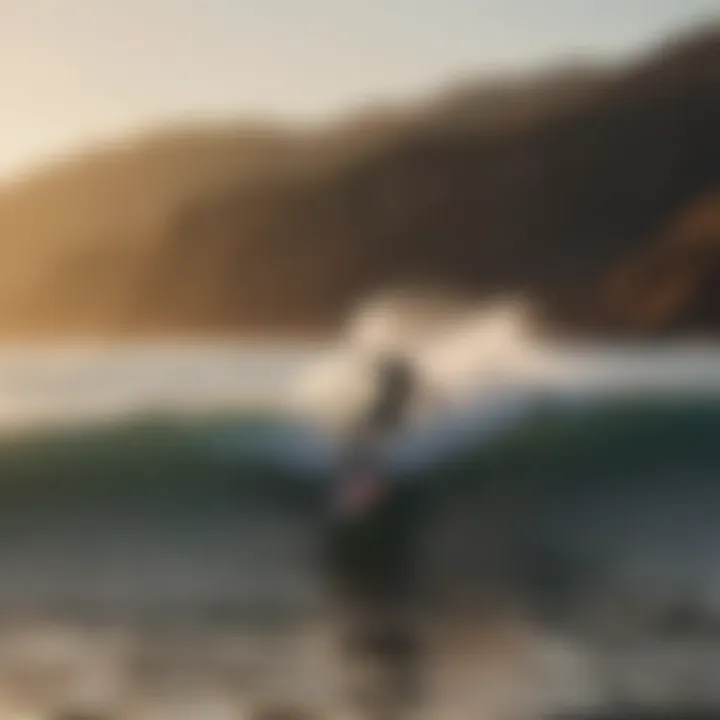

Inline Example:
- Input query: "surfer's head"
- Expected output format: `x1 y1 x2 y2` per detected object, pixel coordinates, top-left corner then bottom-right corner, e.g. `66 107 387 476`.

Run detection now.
375 352 411 379
372 353 416 407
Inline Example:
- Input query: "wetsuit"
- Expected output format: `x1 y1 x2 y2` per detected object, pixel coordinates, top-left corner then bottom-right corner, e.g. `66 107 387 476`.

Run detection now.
327 355 418 593
325 353 424 719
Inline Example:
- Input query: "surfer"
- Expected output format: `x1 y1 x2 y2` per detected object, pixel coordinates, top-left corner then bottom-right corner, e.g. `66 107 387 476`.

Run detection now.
325 351 425 720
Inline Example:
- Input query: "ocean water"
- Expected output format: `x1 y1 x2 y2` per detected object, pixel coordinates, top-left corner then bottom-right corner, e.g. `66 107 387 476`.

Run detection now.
1 310 720 717
0 397 720 719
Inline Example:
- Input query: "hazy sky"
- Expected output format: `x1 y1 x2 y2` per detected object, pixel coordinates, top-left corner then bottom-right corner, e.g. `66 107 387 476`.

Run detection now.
0 0 716 180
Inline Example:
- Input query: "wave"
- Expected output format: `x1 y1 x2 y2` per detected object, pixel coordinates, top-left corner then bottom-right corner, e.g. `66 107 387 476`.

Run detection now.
1 393 717 515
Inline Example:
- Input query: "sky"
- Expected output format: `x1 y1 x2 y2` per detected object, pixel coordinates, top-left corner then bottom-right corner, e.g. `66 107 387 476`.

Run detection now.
0 0 717 181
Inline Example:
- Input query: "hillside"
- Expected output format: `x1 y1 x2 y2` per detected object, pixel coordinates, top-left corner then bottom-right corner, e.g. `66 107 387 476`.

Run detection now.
0 27 718 338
